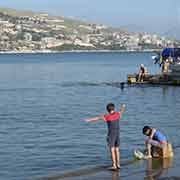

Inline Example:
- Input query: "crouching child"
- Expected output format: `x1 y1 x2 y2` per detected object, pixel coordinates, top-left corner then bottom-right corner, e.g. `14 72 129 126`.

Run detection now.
142 126 173 159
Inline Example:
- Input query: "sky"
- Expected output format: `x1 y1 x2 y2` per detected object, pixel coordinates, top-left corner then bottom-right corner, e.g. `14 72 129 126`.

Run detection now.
0 0 179 36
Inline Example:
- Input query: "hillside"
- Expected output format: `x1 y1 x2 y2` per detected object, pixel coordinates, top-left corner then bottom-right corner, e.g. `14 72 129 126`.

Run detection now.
0 7 177 52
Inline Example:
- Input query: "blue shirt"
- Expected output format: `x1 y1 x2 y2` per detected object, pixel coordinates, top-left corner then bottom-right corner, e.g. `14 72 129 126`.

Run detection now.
153 130 167 143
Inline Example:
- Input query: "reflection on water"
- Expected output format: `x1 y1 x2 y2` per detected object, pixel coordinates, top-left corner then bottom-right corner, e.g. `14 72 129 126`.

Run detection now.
162 86 169 97
111 171 120 180
145 158 173 180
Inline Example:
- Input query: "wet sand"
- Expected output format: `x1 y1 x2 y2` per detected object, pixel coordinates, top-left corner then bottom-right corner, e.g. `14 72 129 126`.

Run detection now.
38 148 180 180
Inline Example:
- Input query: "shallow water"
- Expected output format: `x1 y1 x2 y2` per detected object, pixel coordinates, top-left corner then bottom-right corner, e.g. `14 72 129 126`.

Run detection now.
0 52 179 180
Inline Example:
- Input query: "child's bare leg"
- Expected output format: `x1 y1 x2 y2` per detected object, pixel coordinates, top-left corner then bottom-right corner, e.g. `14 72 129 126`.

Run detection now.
146 143 152 158
110 147 117 168
115 147 120 168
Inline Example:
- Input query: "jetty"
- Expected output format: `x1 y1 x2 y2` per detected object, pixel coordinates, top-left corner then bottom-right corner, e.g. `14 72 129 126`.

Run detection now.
127 73 180 86
127 48 180 86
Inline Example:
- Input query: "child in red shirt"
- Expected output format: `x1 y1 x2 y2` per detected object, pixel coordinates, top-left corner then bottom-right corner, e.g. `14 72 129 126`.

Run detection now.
85 103 125 170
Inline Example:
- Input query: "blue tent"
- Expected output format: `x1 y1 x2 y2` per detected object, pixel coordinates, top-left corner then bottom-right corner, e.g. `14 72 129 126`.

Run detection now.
162 48 180 58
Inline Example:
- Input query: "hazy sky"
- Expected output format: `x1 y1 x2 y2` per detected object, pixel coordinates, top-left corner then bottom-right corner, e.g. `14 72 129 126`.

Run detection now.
0 0 179 35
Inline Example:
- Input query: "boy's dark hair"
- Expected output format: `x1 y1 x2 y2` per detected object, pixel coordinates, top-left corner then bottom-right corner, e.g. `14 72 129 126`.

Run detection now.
142 126 151 135
106 103 115 113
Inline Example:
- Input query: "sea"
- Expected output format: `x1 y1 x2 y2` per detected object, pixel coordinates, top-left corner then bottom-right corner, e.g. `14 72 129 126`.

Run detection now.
0 52 180 180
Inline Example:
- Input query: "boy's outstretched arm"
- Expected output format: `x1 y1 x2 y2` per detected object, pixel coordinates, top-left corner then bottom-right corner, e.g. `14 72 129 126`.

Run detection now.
120 104 126 115
85 115 105 123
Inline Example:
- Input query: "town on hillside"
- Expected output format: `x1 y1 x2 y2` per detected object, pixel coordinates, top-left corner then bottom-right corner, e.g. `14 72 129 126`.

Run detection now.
0 8 179 53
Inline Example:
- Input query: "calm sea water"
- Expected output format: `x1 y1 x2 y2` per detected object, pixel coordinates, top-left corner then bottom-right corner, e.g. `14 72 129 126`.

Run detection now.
0 52 180 180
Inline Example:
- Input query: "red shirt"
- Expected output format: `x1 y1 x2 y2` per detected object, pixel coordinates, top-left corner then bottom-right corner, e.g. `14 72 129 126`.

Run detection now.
104 112 121 135
104 112 121 122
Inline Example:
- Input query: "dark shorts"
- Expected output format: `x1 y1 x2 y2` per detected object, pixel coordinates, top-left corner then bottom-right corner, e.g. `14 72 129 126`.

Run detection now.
107 133 120 148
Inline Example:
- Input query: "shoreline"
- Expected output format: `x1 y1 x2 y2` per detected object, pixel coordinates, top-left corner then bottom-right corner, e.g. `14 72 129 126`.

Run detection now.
0 49 161 55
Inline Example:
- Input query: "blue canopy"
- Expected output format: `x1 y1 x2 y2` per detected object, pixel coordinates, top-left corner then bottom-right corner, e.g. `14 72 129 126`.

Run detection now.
162 48 180 58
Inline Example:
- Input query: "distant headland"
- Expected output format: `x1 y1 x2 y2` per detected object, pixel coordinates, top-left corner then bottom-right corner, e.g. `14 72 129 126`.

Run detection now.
0 7 179 53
